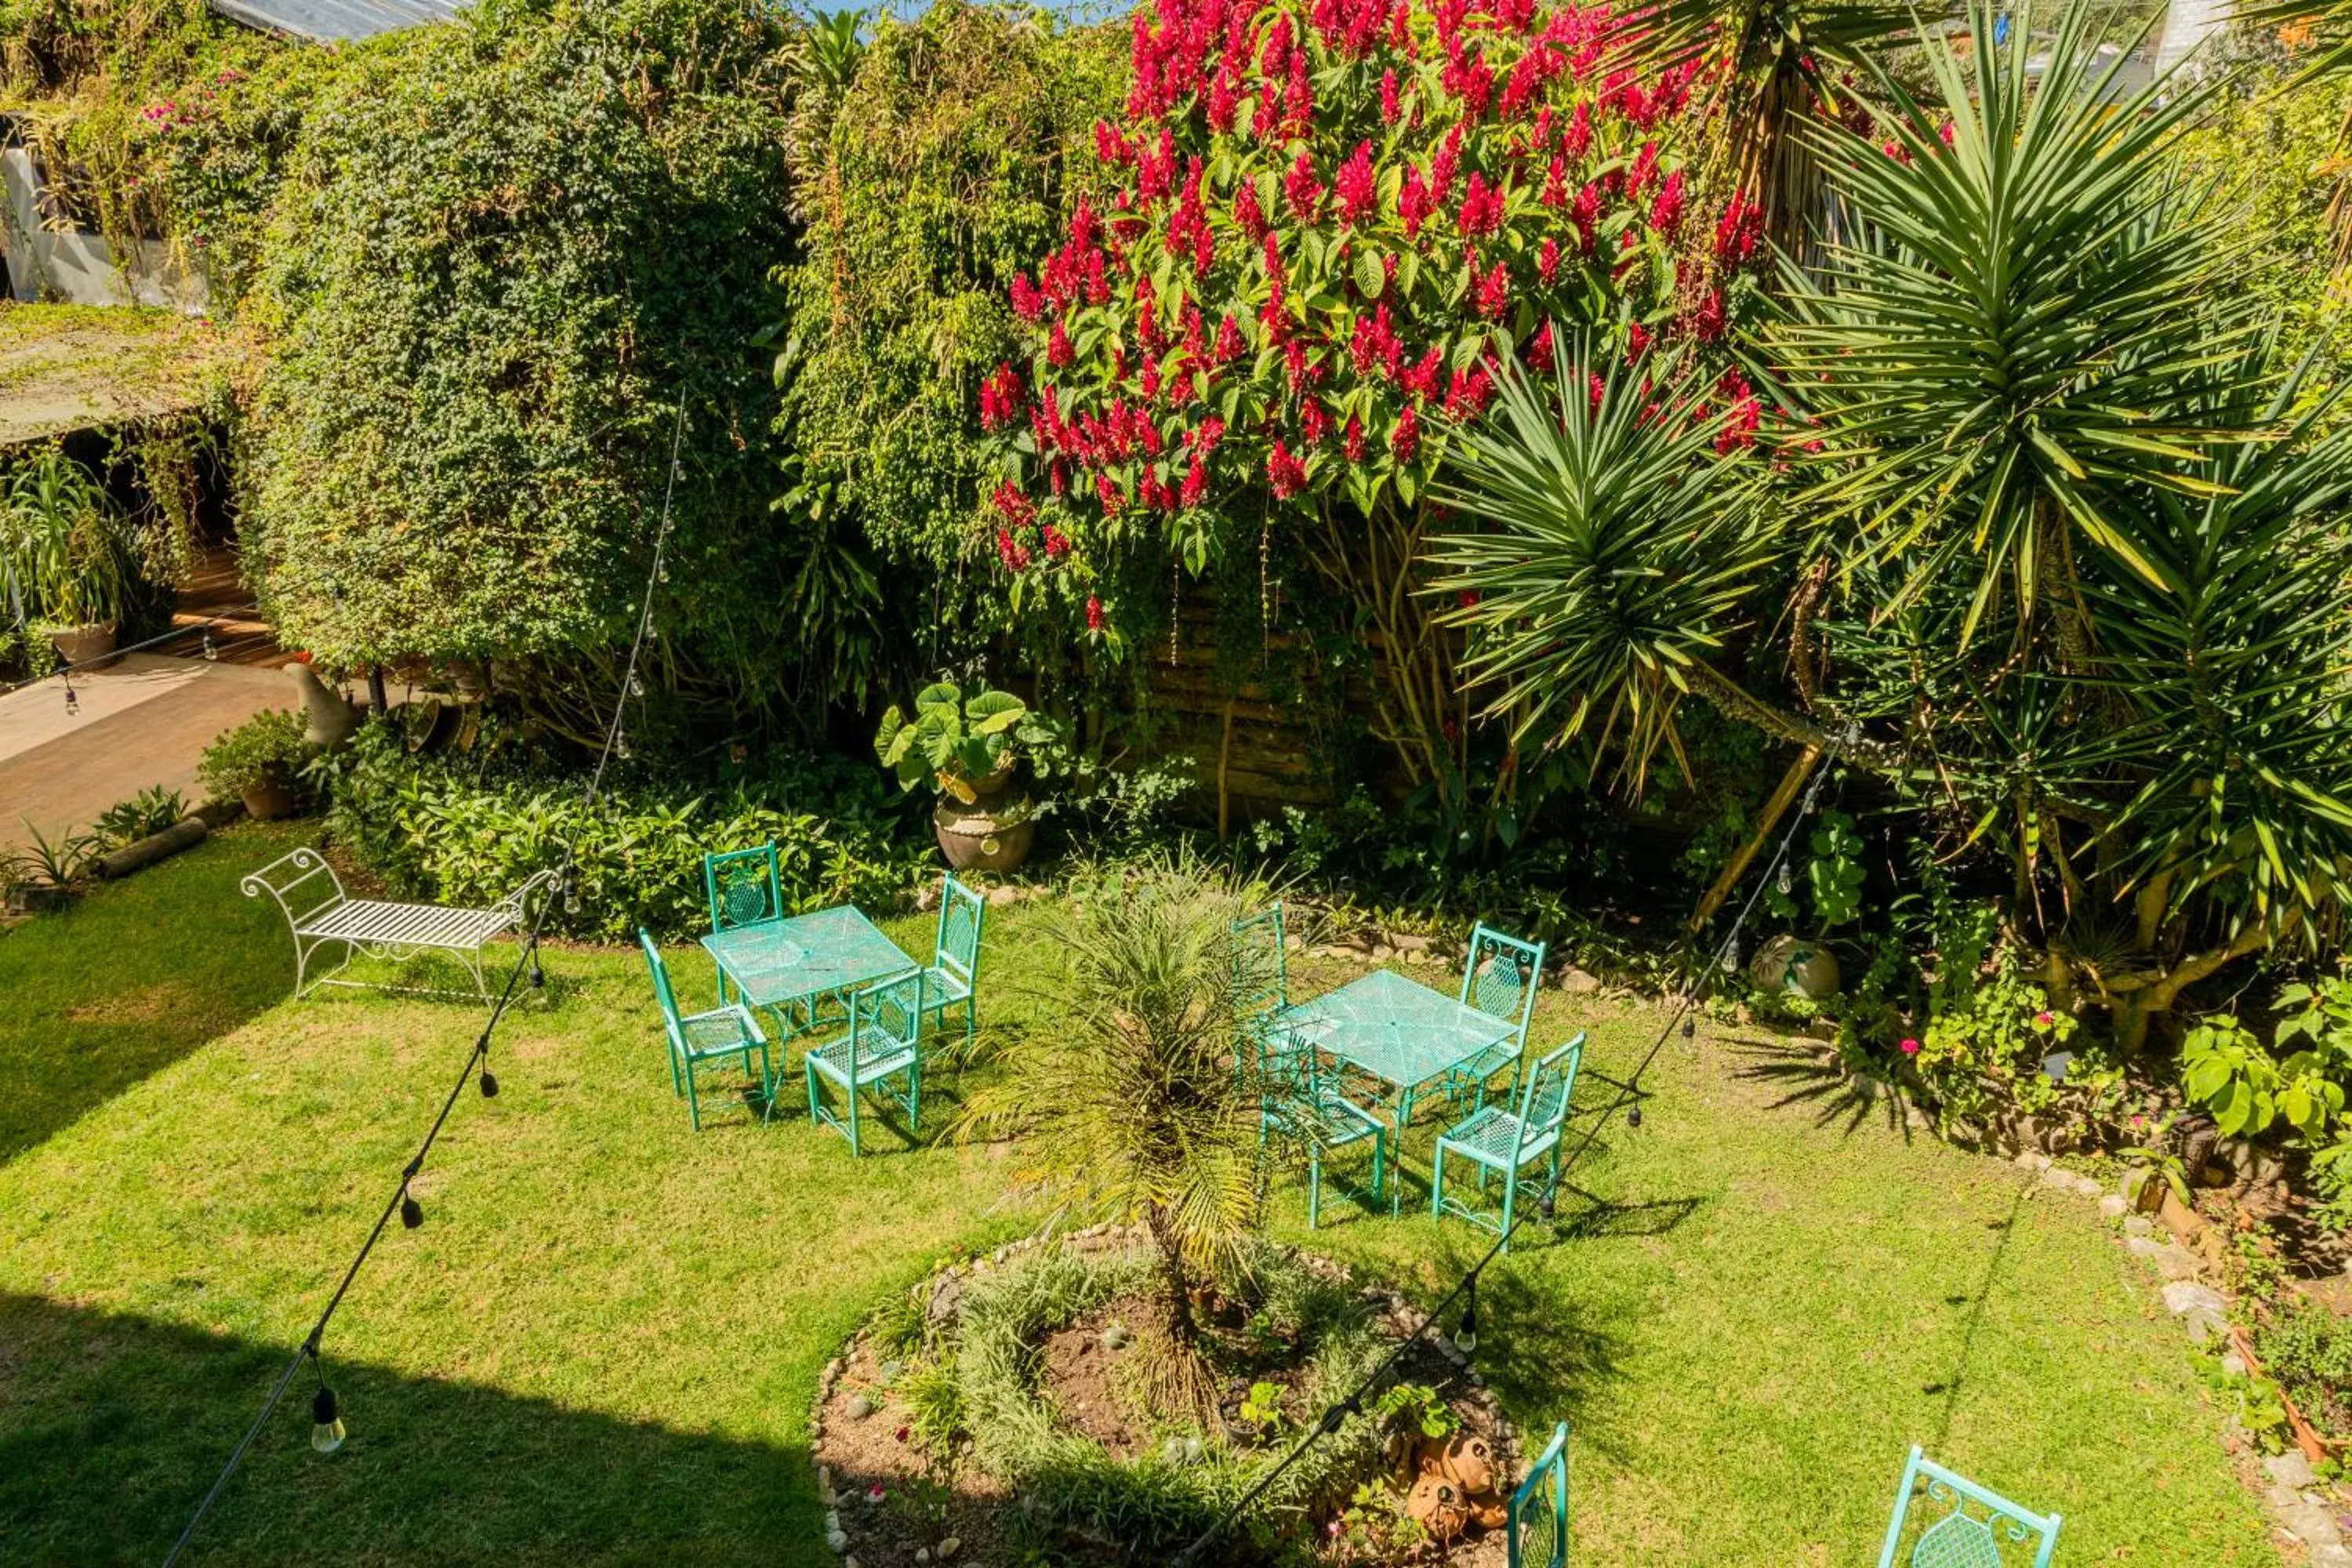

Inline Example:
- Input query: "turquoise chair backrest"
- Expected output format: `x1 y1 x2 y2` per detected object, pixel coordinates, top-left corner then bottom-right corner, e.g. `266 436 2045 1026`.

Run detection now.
1508 1421 1569 1568
1255 1016 1318 1102
934 875 985 985
1230 905 1289 1022
1876 1446 2060 1568
1511 1034 1584 1161
638 929 684 1047
847 971 925 1071
1461 924 1544 1044
705 844 783 933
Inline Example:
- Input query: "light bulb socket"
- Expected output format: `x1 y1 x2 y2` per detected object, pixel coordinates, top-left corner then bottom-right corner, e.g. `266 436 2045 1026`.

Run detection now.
400 1193 423 1230
1539 1188 1557 1221
1681 1016 1696 1039
528 962 545 989
1628 1103 1644 1128
311 1385 339 1427
479 1067 499 1099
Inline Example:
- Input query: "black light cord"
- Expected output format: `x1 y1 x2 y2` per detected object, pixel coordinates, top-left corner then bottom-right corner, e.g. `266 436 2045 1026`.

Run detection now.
158 400 688 1567
1171 752 1838 1566
0 602 263 696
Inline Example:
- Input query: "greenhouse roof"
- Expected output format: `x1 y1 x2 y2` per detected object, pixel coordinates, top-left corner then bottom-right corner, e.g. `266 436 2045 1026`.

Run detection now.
204 0 464 42
0 304 249 446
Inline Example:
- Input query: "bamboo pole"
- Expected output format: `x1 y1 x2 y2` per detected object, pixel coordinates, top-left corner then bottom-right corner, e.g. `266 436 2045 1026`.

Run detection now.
1688 745 1821 934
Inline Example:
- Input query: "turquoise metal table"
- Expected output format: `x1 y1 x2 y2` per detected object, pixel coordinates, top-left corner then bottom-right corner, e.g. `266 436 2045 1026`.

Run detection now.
1279 967 1518 1127
701 906 916 1109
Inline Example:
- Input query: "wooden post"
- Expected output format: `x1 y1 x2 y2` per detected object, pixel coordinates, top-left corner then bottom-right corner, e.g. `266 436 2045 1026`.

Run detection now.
1688 746 1821 933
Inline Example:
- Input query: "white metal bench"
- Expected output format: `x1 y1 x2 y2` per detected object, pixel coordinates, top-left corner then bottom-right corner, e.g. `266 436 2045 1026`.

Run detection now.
241 848 554 1000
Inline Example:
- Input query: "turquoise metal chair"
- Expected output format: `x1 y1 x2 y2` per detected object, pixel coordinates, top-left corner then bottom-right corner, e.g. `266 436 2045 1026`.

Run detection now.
1257 1022 1388 1225
1508 1421 1570 1568
805 971 926 1156
1231 904 1290 1029
1877 1446 2060 1568
919 874 985 1051
638 930 771 1131
1444 924 1546 1110
1431 1033 1584 1252
704 844 784 1007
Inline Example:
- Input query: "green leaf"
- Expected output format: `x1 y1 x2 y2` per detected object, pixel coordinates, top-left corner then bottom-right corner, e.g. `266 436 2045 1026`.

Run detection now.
1353 247 1385 300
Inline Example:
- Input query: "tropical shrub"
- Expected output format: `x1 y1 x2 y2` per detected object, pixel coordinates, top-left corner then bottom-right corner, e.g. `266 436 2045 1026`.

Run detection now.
238 0 803 715
982 0 1759 798
91 784 187 847
1910 951 2114 1145
873 681 1064 799
318 725 928 942
767 3 1123 703
195 708 312 800
0 447 136 630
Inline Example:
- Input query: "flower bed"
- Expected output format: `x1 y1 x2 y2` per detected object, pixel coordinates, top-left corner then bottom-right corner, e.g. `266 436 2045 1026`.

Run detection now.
811 1228 1520 1566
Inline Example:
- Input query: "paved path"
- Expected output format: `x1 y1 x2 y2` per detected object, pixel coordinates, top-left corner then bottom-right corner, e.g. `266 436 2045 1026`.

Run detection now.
0 654 297 851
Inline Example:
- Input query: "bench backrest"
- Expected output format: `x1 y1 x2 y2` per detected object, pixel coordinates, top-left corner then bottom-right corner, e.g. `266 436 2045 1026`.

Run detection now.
241 848 348 931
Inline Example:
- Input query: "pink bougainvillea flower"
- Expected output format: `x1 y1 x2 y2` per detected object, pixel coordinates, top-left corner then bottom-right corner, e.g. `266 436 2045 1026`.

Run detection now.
2035 1010 2055 1025
1900 1037 1922 1057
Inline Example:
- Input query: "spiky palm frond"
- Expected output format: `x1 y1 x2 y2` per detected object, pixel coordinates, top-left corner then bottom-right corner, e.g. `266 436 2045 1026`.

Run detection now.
1607 0 1915 259
1775 0 2252 646
1425 337 1780 790
2064 350 2352 930
954 851 1272 1298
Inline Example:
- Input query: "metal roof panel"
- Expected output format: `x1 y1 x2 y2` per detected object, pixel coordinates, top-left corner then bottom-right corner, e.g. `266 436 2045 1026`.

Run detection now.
205 0 465 42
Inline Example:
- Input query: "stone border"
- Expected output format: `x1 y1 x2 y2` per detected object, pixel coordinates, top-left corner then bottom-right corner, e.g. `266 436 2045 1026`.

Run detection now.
808 1224 1516 1566
2014 1150 2352 1566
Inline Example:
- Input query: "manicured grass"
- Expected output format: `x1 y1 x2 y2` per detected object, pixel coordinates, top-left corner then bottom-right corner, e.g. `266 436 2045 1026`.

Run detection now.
0 820 310 1163
0 873 2279 1565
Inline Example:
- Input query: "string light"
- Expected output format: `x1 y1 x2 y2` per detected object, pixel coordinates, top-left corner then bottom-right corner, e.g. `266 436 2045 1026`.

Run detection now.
1777 858 1793 895
627 670 644 698
201 629 218 661
1720 935 1740 975
63 677 77 715
162 397 695 1568
614 731 632 760
308 1383 344 1456
1454 1275 1479 1355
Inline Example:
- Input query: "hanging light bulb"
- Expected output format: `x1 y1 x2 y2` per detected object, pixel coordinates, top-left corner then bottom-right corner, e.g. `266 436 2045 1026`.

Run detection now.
563 879 581 916
614 731 632 760
1681 1016 1697 1039
1719 935 1740 975
528 953 546 989
310 1385 345 1454
1538 1185 1557 1221
656 558 670 583
1776 858 1794 896
400 1189 423 1229
627 670 644 698
1455 1277 1479 1355
201 629 218 661
64 679 78 716
479 1064 500 1098
1628 1101 1644 1128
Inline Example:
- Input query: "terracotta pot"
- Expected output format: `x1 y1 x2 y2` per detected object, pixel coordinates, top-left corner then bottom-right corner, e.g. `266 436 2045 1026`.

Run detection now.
239 777 301 821
49 621 120 672
932 778 1034 873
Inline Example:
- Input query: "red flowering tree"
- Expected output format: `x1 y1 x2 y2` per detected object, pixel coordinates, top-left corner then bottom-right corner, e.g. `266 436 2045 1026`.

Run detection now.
980 0 1765 793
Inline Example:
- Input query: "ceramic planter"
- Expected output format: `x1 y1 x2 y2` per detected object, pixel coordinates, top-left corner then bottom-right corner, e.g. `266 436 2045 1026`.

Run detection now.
49 621 120 672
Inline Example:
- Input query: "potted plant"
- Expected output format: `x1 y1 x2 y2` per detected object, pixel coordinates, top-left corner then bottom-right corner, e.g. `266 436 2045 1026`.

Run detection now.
0 448 132 670
873 681 1059 872
198 710 316 820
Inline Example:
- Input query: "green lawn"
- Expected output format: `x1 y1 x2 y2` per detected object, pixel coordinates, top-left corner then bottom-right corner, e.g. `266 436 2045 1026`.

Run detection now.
0 852 2279 1565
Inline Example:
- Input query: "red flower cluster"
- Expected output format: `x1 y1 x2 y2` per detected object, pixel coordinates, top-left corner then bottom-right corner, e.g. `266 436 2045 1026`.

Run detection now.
981 0 1740 572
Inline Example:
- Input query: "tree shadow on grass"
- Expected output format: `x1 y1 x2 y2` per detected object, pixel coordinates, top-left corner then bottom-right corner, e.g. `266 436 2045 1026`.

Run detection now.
0 1293 818 1566
1722 1033 1913 1142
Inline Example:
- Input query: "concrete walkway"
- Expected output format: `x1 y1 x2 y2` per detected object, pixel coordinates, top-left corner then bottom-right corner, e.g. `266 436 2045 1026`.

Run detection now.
0 654 298 851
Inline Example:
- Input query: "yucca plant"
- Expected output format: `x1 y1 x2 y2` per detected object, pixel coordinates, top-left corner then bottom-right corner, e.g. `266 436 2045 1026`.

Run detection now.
953 850 1277 1419
1427 336 1786 788
1432 0 2352 1044
1776 0 2247 644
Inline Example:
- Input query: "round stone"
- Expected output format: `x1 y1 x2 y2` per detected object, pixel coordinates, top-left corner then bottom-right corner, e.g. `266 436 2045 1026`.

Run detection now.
845 1392 874 1421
